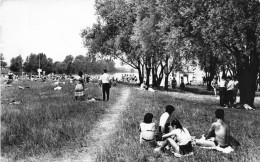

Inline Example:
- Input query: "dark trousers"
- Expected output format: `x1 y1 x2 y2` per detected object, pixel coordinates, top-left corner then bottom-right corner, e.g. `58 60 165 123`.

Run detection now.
233 89 238 103
102 83 110 101
227 90 234 107
219 87 227 106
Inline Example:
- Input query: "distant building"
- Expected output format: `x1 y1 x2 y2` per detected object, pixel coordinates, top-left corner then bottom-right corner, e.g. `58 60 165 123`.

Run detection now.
160 64 205 87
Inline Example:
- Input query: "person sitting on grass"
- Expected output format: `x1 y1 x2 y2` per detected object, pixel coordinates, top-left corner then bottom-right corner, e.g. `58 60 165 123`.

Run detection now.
195 109 234 152
154 118 193 157
140 81 148 90
159 105 175 134
147 86 157 92
139 113 156 147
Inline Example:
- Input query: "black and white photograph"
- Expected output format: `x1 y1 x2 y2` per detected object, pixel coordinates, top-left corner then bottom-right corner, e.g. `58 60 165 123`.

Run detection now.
1 0 260 161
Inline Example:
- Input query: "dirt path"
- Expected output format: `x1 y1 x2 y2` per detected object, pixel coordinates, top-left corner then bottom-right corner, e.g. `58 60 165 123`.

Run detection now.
56 87 131 162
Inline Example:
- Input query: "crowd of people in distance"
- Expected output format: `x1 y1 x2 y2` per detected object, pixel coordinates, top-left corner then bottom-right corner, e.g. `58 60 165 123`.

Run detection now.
139 105 238 158
121 74 138 83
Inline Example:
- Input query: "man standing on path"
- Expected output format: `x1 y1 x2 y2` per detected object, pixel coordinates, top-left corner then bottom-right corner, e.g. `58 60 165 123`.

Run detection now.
99 69 111 101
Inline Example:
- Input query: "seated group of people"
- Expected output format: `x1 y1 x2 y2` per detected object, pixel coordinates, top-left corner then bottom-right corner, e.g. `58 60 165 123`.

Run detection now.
136 81 157 92
139 105 235 158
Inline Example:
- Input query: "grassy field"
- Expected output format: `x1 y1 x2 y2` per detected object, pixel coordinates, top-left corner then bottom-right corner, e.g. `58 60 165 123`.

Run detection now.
1 79 260 161
1 78 122 160
95 85 260 162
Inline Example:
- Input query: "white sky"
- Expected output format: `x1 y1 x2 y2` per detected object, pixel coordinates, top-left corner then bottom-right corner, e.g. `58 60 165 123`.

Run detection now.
0 0 97 65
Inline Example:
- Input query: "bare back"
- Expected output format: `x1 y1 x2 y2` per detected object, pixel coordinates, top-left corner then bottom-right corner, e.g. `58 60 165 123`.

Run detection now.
212 120 230 146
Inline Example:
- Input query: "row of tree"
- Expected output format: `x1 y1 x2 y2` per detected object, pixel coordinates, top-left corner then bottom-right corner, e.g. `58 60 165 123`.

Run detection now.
81 0 260 107
3 53 116 75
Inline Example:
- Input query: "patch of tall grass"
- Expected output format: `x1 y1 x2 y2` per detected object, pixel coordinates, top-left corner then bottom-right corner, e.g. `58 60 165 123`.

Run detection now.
1 80 122 160
96 88 260 162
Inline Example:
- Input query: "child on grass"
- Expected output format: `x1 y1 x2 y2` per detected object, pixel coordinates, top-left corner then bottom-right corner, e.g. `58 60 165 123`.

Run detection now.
139 113 156 146
154 118 193 157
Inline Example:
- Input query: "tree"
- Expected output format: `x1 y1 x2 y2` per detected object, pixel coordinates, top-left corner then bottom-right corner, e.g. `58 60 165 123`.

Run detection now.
0 53 7 67
10 55 23 72
82 0 147 83
73 55 86 73
23 53 53 74
189 0 260 107
62 55 75 75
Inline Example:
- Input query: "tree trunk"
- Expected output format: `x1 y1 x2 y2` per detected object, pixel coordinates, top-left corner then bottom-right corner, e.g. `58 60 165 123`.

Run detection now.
239 71 258 107
207 56 217 91
164 74 169 90
145 65 151 87
137 66 143 85
136 61 144 85
156 63 165 88
238 53 259 108
164 57 169 90
152 67 157 87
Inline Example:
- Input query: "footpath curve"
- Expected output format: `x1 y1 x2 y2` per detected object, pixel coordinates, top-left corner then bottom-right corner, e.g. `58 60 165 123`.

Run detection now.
59 87 131 162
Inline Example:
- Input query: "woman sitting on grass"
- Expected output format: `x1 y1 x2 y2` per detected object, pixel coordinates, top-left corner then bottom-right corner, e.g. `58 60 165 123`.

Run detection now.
139 113 156 147
154 118 193 157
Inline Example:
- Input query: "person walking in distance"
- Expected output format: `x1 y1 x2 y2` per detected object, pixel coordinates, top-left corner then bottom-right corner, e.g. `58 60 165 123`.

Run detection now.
99 69 111 101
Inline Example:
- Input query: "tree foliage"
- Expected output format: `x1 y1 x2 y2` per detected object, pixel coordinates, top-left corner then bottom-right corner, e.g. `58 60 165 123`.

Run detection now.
10 55 23 72
82 0 260 106
23 53 53 74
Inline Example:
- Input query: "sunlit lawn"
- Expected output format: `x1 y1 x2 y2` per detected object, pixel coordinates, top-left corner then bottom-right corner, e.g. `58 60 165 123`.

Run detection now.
1 78 122 160
1 78 260 162
96 85 260 162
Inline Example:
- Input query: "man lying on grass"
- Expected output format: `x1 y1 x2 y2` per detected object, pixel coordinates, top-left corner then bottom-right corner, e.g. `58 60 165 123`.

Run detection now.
154 118 194 158
195 109 234 153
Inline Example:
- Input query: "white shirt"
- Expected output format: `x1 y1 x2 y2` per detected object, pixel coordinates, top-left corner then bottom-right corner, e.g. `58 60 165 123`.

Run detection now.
219 79 226 88
99 73 110 83
234 80 239 89
159 112 170 131
227 80 235 91
163 127 191 145
140 122 156 140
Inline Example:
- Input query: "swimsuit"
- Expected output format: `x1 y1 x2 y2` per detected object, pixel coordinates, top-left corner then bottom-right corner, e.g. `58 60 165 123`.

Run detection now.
179 141 193 155
214 140 229 148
